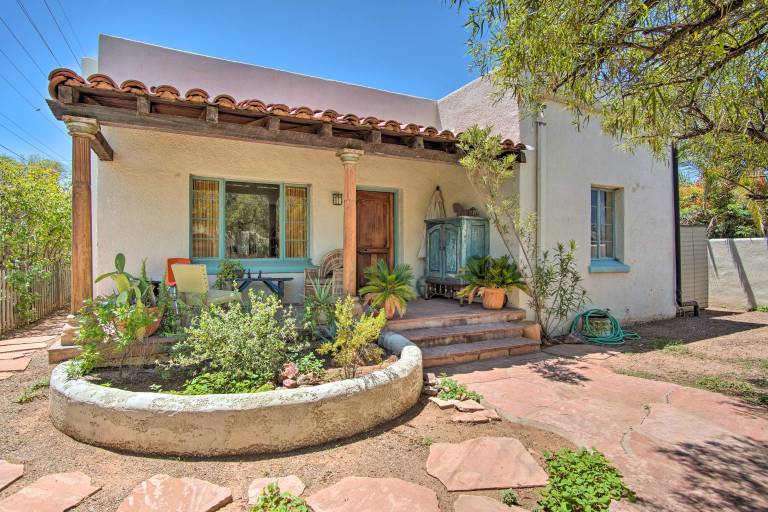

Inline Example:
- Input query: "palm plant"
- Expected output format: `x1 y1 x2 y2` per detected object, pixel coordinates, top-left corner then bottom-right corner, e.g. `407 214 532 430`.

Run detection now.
458 255 528 306
359 260 417 319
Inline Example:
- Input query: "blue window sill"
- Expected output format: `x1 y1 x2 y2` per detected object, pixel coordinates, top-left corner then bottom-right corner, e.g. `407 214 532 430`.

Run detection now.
589 259 630 273
193 258 312 274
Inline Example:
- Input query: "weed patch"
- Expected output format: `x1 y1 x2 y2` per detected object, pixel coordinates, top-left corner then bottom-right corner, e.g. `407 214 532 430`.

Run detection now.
437 374 482 401
14 378 49 404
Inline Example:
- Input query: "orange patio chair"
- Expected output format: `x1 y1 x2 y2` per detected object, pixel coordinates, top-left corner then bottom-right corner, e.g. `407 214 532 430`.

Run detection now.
166 257 192 288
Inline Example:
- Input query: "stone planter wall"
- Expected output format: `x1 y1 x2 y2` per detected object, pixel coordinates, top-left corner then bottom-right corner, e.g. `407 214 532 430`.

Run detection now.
49 332 421 456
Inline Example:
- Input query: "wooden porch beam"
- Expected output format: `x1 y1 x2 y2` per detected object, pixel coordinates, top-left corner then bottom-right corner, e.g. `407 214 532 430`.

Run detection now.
91 131 114 161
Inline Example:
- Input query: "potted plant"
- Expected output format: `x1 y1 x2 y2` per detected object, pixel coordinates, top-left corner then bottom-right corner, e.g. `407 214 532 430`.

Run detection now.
359 260 417 319
304 277 335 327
95 253 162 338
458 255 527 310
214 259 245 290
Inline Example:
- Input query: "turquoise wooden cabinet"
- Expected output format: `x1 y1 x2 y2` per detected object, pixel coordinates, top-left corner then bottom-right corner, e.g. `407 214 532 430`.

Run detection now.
424 217 490 299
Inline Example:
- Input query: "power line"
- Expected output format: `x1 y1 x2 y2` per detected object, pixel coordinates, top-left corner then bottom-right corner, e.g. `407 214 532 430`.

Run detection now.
0 47 46 100
53 0 85 56
0 70 69 138
0 14 47 77
0 111 67 161
0 118 61 162
0 142 26 161
15 0 63 67
42 0 81 69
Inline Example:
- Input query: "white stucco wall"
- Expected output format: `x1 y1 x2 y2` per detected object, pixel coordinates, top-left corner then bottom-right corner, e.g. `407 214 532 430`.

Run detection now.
92 127 497 303
708 238 768 310
97 35 441 128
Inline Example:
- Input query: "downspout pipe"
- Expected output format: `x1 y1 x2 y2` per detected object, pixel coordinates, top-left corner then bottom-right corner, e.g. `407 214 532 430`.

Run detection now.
672 143 682 308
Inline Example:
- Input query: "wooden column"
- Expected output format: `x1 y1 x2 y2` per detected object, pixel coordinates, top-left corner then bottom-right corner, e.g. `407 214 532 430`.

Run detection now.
63 116 99 313
336 148 364 295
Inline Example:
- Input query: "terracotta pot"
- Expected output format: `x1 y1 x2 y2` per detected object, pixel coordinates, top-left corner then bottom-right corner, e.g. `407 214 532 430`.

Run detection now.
481 287 506 310
144 306 163 338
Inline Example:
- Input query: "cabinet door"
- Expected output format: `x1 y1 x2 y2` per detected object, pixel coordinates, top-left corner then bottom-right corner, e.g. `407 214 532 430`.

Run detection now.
466 221 489 260
426 224 443 277
443 223 460 278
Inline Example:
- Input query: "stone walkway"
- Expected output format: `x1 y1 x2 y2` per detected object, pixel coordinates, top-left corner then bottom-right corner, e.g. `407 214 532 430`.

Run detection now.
0 336 55 380
438 349 768 512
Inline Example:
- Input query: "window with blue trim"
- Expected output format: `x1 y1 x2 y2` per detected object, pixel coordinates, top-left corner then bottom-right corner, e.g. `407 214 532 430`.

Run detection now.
191 177 309 265
591 188 615 259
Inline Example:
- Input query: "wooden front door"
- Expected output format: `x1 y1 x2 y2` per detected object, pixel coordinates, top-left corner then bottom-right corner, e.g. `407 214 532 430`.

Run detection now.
356 190 395 288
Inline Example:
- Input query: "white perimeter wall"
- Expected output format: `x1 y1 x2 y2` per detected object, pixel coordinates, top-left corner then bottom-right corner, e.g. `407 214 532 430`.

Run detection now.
708 238 768 310
92 127 503 303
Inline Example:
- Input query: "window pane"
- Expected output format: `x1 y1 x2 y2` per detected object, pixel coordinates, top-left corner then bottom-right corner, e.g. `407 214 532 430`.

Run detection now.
591 189 599 258
285 186 308 258
191 178 219 258
225 182 280 258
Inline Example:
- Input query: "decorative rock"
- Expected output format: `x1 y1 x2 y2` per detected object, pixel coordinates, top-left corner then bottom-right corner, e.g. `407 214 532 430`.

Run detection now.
422 385 440 396
117 474 232 512
451 412 490 424
428 397 460 409
0 461 23 491
279 362 299 382
455 399 485 412
307 477 439 512
248 475 306 504
282 378 298 389
296 373 316 386
424 372 438 386
426 437 548 491
454 494 528 512
0 471 100 512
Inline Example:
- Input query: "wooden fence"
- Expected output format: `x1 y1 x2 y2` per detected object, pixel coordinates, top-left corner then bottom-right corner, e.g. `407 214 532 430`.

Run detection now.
0 264 70 335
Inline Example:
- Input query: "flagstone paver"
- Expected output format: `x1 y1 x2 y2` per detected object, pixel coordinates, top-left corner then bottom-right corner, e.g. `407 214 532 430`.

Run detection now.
0 373 12 381
0 343 47 354
306 477 439 512
0 461 23 491
453 495 528 512
426 437 548 491
451 409 501 423
0 351 35 360
428 397 460 409
117 474 232 512
0 471 100 512
454 399 485 412
248 475 306 504
440 355 768 511
0 358 30 373
0 336 54 347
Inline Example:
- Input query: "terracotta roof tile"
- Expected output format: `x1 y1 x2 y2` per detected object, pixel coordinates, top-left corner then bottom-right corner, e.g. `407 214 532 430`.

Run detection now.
237 99 267 112
213 94 236 109
153 85 180 100
86 74 117 91
120 79 149 95
45 68 526 152
185 88 209 103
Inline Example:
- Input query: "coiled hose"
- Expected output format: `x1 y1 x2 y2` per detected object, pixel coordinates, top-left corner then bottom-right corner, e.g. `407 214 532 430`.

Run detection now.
569 308 640 345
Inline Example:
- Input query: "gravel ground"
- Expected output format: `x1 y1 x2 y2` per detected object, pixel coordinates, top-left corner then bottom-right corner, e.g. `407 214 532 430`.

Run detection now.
0 311 573 511
598 309 768 406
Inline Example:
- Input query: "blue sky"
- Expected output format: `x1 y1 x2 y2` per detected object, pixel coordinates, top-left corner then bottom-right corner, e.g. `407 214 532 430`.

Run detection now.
0 0 477 173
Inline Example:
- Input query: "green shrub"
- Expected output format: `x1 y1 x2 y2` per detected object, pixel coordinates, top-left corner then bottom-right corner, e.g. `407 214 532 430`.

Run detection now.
537 448 635 511
318 296 386 378
757 305 768 313
292 352 325 375
437 374 482 401
250 483 309 512
500 488 518 506
170 290 297 389
214 259 244 290
179 371 275 395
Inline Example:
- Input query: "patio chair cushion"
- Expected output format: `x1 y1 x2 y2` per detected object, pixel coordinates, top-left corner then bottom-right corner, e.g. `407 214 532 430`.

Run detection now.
171 264 209 294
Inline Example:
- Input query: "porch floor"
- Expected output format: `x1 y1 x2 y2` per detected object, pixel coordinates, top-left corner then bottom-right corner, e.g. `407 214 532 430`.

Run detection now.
386 298 526 331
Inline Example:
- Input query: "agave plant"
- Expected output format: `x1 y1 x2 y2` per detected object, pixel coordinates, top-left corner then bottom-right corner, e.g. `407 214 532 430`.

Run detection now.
359 260 417 319
457 255 528 303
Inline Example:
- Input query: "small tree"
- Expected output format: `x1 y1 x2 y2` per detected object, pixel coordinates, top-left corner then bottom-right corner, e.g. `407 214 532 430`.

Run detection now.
457 126 588 337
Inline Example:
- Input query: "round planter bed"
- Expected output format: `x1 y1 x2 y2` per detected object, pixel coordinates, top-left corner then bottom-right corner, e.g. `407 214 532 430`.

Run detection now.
49 332 421 456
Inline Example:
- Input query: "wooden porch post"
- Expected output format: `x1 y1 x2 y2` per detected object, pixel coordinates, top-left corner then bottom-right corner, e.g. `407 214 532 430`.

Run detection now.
63 116 99 313
336 148 364 295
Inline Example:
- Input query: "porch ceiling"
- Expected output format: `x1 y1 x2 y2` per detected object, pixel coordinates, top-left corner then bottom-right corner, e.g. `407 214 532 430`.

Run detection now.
46 68 527 163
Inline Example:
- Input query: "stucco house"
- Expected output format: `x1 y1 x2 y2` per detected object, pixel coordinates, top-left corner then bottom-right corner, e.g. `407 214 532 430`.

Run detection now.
48 35 676 327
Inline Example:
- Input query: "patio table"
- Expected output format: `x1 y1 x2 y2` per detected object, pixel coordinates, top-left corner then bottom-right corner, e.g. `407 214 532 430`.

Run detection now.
236 271 294 300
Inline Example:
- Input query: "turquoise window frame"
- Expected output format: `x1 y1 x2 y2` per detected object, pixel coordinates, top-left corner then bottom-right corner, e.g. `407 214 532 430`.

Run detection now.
189 176 312 274
589 187 630 274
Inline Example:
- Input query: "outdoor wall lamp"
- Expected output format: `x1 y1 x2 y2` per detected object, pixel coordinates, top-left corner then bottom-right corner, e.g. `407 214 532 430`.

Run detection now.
332 192 343 206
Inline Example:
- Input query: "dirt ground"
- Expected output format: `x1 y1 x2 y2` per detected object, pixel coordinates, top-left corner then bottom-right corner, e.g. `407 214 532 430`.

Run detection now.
596 308 768 406
0 312 573 511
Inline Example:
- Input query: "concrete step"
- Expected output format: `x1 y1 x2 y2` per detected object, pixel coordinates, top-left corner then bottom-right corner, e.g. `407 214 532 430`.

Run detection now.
395 321 535 347
421 337 541 368
386 307 525 331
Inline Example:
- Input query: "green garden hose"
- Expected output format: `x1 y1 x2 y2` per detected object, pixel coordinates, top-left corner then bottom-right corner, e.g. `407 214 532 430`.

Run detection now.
569 308 640 345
